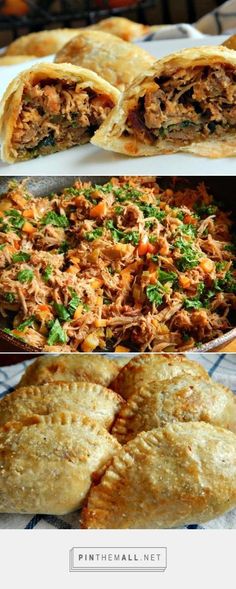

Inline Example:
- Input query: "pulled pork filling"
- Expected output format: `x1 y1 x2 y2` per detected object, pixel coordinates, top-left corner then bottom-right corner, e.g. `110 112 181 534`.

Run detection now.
12 79 114 159
127 64 236 146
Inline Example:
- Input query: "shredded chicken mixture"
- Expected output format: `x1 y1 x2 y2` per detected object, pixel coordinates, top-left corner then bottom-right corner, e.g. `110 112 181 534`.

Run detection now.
0 177 235 352
127 65 236 146
11 80 114 160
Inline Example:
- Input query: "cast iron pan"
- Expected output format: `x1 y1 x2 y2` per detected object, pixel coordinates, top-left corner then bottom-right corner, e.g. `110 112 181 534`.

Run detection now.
0 176 236 353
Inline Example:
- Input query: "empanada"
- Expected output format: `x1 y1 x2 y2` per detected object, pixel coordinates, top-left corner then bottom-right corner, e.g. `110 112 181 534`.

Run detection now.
222 35 236 51
87 17 150 42
0 63 119 163
111 354 208 399
112 374 236 443
0 55 36 66
0 381 123 429
4 28 81 57
0 411 120 514
55 30 154 91
92 46 236 158
82 422 236 528
18 354 121 388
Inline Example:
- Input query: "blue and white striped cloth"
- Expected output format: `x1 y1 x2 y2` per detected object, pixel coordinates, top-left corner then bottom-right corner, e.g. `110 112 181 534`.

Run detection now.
0 354 235 530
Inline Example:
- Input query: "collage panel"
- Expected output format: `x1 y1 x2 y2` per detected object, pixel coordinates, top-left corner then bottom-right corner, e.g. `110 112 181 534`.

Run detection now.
0 1 235 550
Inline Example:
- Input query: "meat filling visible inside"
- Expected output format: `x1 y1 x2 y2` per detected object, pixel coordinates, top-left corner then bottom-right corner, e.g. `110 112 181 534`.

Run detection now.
126 64 236 146
12 79 114 159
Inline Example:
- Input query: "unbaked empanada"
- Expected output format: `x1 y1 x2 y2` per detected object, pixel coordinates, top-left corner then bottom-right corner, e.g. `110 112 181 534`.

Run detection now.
82 422 236 528
0 411 120 514
92 46 236 158
111 354 208 399
0 63 119 163
4 28 81 57
18 354 121 388
0 381 123 429
87 17 150 42
112 374 236 443
55 30 154 91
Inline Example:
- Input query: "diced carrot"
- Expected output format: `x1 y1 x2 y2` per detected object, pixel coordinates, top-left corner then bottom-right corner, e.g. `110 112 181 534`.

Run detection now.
115 345 130 353
12 195 27 208
138 235 156 256
73 306 83 320
81 333 99 352
13 240 20 250
91 278 103 289
0 211 3 218
38 304 50 312
94 318 107 328
200 258 214 273
69 256 80 266
179 274 191 289
23 209 34 219
22 221 35 234
184 214 197 225
90 201 107 218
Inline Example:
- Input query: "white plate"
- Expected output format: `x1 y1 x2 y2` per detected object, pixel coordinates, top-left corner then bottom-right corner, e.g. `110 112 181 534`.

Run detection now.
0 35 233 176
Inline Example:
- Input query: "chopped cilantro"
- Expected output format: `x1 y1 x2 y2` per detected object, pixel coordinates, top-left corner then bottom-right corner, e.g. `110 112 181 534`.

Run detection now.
17 269 34 283
41 211 69 228
54 303 70 322
43 265 52 282
0 244 6 251
179 223 197 238
85 228 103 241
175 238 200 271
68 290 81 315
47 319 67 346
115 206 123 215
58 241 69 253
138 202 166 221
12 251 30 263
4 292 15 303
5 209 24 230
184 298 203 310
106 220 124 241
146 282 167 305
123 231 140 246
158 269 177 283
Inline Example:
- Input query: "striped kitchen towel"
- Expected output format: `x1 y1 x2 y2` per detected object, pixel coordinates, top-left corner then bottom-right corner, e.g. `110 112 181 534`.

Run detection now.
0 353 235 530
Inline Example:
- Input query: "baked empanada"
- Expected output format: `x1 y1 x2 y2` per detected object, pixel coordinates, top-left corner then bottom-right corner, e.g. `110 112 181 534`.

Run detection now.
111 354 208 399
0 381 123 429
0 63 119 163
112 374 236 443
222 35 236 51
18 354 121 388
4 28 81 57
0 411 120 514
55 30 154 91
82 422 236 528
0 55 36 66
92 46 236 158
87 17 150 42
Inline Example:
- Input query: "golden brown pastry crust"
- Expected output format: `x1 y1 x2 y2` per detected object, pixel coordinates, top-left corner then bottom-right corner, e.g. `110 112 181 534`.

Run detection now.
0 411 120 514
82 422 236 528
0 62 120 163
112 374 236 443
92 45 236 158
222 35 236 51
4 28 81 57
111 354 208 399
18 354 121 388
55 30 154 91
88 17 150 42
0 381 123 429
0 55 36 65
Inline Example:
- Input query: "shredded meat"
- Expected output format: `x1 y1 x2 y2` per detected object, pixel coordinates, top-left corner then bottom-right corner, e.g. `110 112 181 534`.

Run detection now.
12 80 114 160
127 64 236 146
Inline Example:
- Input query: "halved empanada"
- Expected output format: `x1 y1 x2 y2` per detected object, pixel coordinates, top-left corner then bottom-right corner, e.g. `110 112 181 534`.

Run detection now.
111 354 208 399
92 46 236 158
18 354 121 389
55 31 154 91
87 17 150 42
0 411 120 514
0 381 123 429
0 63 119 163
112 374 236 443
4 28 81 57
82 422 236 528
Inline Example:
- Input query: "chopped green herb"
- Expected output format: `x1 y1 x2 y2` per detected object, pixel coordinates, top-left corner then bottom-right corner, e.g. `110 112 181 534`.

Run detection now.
158 269 177 283
5 209 24 230
54 303 70 322
68 290 81 315
85 228 103 241
41 211 69 228
195 203 218 217
184 298 203 310
103 298 111 305
224 244 236 252
17 269 34 283
179 223 197 238
0 243 6 251
47 319 67 346
4 292 15 303
175 238 200 271
106 220 124 241
123 231 140 246
115 206 123 215
16 317 35 331
43 265 52 282
146 281 167 305
58 241 69 253
138 202 166 221
12 251 30 263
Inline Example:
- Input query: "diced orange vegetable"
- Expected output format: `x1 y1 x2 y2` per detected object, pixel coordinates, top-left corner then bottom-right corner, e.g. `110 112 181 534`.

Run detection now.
23 209 34 219
184 214 197 225
13 240 20 250
159 243 169 255
115 345 130 353
138 235 156 256
94 318 107 328
73 306 83 320
69 256 80 266
66 265 78 274
38 304 50 312
179 275 191 289
12 195 27 208
91 278 103 289
0 211 3 218
90 201 107 218
200 258 214 273
22 221 35 234
81 333 99 352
